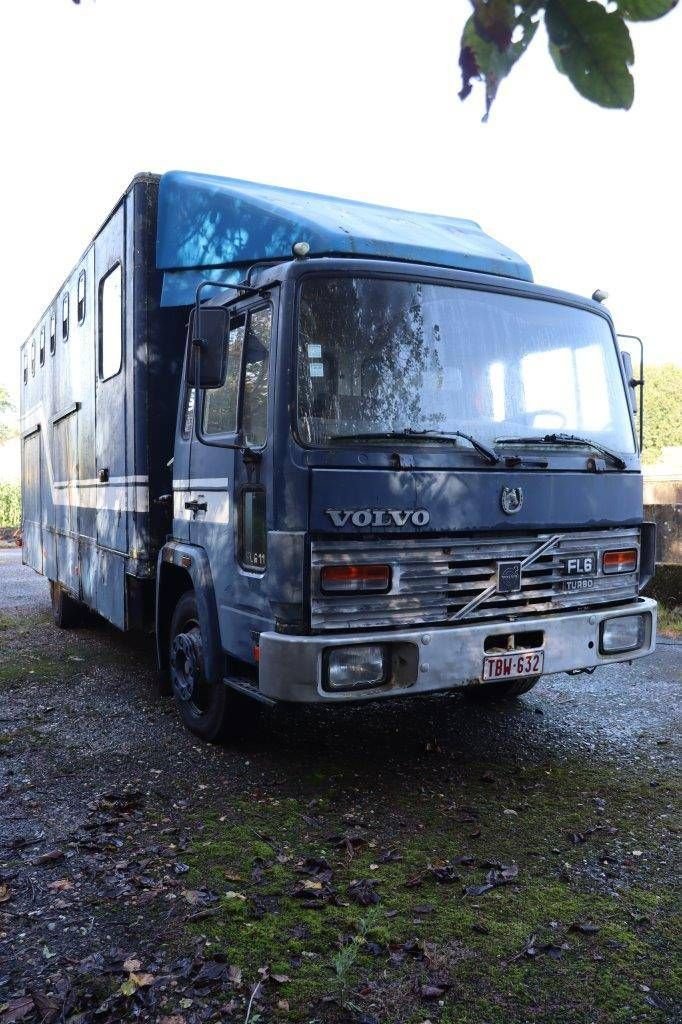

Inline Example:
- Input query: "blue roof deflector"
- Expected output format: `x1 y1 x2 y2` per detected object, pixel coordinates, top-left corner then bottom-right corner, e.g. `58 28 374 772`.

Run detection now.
157 170 532 306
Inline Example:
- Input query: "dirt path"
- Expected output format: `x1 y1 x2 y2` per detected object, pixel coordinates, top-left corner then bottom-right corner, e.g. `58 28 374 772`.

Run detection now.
1 551 680 1023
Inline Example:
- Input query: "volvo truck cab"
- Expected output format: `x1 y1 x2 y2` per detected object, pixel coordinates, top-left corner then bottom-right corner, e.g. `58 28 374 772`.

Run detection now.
161 253 655 740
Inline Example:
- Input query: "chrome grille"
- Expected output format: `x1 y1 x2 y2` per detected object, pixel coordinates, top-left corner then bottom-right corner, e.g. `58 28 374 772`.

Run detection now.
311 529 640 631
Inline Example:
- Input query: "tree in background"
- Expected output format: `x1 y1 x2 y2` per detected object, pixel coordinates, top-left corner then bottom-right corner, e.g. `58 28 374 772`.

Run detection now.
642 363 682 464
459 0 678 118
0 386 14 445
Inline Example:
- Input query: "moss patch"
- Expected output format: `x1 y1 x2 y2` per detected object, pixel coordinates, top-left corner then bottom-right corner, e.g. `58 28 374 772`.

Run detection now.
182 757 680 1022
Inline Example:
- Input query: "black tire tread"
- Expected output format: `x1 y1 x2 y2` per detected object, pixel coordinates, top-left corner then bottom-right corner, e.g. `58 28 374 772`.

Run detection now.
169 592 259 743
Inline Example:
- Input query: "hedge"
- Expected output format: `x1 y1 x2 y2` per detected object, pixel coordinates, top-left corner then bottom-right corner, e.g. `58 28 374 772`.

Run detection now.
0 483 21 527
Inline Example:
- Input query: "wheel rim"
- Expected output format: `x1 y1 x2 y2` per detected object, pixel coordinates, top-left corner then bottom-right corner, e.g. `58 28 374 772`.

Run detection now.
170 617 212 718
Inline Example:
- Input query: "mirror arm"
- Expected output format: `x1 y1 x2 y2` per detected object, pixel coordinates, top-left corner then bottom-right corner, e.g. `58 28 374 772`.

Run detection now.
194 278 267 314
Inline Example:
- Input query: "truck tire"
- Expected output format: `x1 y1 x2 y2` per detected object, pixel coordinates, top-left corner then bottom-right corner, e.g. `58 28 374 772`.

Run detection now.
464 676 540 701
50 581 83 629
168 591 256 742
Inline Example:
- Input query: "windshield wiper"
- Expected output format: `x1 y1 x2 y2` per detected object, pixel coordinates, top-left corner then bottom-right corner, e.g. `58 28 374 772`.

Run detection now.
495 432 626 470
329 428 499 465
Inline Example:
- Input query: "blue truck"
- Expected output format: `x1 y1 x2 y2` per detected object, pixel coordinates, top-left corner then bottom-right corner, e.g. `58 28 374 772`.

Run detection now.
20 171 657 740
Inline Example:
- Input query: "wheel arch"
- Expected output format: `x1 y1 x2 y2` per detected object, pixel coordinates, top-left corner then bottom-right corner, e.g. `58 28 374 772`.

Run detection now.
155 543 223 685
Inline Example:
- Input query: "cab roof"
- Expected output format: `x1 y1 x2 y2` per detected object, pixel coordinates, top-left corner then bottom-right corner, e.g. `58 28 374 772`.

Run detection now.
156 170 532 306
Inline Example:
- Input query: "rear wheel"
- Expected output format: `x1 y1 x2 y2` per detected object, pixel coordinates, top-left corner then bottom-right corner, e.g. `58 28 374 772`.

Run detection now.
168 591 257 742
50 581 83 628
464 676 540 701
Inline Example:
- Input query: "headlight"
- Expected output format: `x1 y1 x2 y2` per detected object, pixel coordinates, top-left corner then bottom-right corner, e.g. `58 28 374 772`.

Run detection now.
325 644 388 691
600 614 646 654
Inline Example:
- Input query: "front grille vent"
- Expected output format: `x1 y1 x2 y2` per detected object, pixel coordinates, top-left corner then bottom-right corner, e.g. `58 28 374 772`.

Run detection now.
310 529 640 631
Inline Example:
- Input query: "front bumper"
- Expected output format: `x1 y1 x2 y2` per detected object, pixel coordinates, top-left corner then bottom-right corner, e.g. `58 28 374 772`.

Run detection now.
257 598 657 703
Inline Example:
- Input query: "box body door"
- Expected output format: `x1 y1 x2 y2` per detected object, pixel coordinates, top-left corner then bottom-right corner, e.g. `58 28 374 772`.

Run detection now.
94 206 127 554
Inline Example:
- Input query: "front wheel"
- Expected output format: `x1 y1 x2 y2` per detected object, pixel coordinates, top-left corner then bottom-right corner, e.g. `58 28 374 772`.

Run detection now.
168 591 257 742
463 675 540 701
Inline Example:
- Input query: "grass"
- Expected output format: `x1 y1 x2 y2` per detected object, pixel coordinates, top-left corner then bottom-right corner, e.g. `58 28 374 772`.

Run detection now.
657 604 682 637
182 757 681 1022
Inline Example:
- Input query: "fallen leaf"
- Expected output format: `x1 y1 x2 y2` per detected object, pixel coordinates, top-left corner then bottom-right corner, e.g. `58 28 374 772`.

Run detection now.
569 922 600 935
32 850 64 865
429 862 460 885
130 972 155 987
48 878 73 891
227 965 242 985
123 958 142 972
419 984 446 999
28 991 59 1023
0 996 35 1023
271 973 290 984
348 878 380 906
0 885 11 903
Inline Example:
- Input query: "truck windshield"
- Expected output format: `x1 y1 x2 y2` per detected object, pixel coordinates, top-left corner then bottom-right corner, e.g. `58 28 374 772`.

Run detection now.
297 276 636 455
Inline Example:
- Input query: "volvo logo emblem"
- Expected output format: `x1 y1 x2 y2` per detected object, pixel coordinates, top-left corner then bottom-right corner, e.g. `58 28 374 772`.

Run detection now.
497 560 523 594
500 486 523 515
326 508 430 528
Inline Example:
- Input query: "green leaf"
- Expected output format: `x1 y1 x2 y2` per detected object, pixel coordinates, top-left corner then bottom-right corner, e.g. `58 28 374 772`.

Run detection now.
617 0 678 21
472 0 516 50
459 7 538 118
545 0 634 108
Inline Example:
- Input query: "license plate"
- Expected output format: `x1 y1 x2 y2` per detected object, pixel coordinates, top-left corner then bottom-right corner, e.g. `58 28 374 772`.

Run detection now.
560 552 597 576
482 650 544 681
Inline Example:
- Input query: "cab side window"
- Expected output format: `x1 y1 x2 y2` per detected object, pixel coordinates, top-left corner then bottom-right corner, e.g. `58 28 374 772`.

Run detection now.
242 307 272 448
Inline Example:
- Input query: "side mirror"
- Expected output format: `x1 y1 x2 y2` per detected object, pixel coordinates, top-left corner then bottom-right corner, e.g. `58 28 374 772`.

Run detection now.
617 334 644 452
186 306 229 389
621 350 638 413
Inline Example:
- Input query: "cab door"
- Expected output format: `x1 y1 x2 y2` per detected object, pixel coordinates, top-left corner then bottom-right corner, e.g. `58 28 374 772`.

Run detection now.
189 300 275 665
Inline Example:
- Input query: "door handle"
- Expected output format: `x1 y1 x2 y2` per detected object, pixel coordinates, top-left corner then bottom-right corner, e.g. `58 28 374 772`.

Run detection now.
185 499 207 516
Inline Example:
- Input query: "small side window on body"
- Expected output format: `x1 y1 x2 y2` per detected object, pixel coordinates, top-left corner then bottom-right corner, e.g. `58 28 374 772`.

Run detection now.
50 312 56 354
239 487 267 572
62 293 69 341
39 327 45 366
77 270 86 323
99 263 123 380
23 350 28 384
31 339 36 377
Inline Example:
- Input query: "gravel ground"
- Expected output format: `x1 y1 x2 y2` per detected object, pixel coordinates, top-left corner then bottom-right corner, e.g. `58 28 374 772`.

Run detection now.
1 549 680 1024
0 548 50 611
